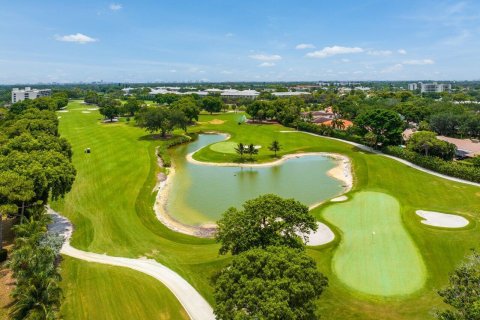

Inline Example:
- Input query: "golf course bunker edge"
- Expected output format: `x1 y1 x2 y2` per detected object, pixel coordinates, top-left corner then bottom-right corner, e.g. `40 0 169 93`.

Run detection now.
323 191 427 297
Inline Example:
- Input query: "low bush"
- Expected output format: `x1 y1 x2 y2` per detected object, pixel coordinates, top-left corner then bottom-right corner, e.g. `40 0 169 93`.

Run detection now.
157 134 195 167
384 146 480 183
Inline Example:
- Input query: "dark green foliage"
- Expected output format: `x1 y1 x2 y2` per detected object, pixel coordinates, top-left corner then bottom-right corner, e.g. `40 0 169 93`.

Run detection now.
436 252 480 320
234 142 245 159
156 134 193 167
354 108 404 147
268 140 281 157
216 194 316 255
213 246 328 320
9 215 62 320
384 146 480 183
407 131 456 160
202 96 224 114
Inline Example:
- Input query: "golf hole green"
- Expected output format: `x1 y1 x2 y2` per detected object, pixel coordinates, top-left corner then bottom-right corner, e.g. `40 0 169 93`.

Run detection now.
209 141 239 154
323 191 426 296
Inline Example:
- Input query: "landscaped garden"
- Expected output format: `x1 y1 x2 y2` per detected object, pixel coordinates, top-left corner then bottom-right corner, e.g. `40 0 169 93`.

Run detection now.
53 100 480 319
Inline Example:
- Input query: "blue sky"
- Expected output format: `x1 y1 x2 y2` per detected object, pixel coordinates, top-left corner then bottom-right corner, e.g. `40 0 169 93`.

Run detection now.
1 0 479 83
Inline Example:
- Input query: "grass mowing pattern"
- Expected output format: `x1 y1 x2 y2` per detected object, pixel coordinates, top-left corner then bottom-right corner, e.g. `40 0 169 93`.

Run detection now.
61 257 189 320
324 192 426 296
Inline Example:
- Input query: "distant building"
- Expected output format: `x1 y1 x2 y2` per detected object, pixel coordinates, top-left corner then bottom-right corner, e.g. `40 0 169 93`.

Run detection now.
272 91 311 97
11 87 51 103
408 83 418 91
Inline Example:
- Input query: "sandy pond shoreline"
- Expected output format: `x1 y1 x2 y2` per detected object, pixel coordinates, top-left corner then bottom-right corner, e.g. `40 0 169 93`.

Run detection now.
153 137 353 238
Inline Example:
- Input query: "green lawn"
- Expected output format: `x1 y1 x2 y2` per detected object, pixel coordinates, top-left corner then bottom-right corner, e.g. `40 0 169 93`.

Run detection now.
323 192 426 296
60 257 189 320
53 102 480 319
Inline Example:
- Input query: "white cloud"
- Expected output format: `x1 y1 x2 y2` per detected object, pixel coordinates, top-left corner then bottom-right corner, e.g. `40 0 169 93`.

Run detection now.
381 63 404 73
398 49 407 55
403 59 435 65
169 69 177 73
295 43 315 50
55 33 98 44
249 54 282 61
109 3 122 11
306 45 364 58
225 33 234 38
367 50 392 56
259 62 275 67
341 58 350 62
220 70 233 74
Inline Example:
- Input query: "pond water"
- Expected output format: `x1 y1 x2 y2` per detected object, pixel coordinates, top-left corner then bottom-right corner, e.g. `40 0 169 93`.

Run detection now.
166 134 345 226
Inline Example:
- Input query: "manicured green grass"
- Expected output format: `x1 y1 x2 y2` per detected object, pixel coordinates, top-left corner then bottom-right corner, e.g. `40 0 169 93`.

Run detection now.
323 192 426 296
53 102 480 319
60 257 189 320
208 141 238 154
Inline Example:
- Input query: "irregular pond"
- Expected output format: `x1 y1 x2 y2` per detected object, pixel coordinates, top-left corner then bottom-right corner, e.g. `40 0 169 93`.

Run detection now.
166 134 345 226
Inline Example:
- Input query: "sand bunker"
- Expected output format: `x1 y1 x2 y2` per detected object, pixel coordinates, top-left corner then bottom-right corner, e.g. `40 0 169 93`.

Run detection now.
209 119 225 125
416 210 469 228
57 116 62 119
57 110 69 113
87 108 99 111
301 222 335 246
82 111 91 114
331 195 348 202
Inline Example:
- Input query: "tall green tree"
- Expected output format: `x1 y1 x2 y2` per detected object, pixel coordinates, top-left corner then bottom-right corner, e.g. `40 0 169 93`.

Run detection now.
246 143 258 160
202 96 223 114
355 108 404 147
214 246 328 320
436 252 480 320
234 142 245 160
268 140 281 157
216 194 317 255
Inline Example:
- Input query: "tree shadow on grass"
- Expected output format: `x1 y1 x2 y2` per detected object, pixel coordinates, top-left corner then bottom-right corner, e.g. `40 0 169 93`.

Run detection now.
138 134 170 141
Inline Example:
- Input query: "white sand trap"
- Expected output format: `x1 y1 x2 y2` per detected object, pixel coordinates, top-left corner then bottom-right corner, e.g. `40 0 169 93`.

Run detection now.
87 108 99 111
416 210 469 228
57 110 69 113
82 111 91 113
57 116 62 119
331 195 348 202
301 222 335 246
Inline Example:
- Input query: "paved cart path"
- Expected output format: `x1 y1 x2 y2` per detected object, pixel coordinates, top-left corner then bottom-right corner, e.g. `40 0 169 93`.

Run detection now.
47 208 215 320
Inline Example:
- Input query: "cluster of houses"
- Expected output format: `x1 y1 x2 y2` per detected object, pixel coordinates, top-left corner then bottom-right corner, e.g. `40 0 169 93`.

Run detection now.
302 107 353 129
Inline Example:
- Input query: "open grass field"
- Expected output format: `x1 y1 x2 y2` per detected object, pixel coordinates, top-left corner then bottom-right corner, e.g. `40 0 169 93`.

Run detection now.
323 192 426 296
53 101 480 319
60 257 189 320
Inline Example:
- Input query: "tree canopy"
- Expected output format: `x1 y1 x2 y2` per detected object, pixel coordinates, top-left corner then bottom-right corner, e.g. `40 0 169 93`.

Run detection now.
354 108 404 147
407 131 456 160
215 194 317 255
436 252 480 320
213 246 328 320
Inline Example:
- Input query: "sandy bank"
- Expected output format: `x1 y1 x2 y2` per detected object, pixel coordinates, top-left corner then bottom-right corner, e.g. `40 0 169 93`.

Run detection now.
154 138 353 238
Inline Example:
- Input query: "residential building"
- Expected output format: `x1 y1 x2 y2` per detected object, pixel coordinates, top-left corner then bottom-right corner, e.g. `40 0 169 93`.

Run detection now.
408 83 418 90
11 87 51 103
416 82 451 93
272 91 311 97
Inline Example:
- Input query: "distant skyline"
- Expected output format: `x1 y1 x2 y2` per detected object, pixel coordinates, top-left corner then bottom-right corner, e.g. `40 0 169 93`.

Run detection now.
1 0 479 84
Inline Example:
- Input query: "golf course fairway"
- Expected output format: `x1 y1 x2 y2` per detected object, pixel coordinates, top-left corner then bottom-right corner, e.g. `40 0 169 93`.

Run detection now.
323 192 426 296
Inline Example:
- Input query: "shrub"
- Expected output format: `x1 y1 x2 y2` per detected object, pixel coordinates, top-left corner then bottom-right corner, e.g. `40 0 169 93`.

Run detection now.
384 146 480 183
157 134 195 167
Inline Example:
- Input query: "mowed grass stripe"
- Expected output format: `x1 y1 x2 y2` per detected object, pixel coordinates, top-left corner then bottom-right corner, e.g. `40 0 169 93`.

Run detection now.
61 257 189 320
324 192 426 296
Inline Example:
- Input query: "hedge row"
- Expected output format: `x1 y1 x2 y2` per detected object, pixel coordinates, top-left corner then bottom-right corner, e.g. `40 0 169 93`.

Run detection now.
384 146 480 183
296 121 365 145
157 134 194 167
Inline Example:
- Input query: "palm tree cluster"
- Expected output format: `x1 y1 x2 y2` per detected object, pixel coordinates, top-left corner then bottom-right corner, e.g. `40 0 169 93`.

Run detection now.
234 143 259 161
8 214 63 320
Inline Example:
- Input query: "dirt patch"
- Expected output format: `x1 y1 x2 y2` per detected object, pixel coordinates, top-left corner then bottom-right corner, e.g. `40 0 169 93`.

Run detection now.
209 119 225 125
0 267 14 316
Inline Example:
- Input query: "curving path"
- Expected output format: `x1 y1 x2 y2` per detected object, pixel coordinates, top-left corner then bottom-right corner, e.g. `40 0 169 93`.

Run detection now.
280 130 480 187
47 207 215 320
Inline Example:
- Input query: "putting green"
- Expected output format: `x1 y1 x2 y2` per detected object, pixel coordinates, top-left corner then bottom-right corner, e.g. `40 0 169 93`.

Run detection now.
209 141 238 154
323 191 426 296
